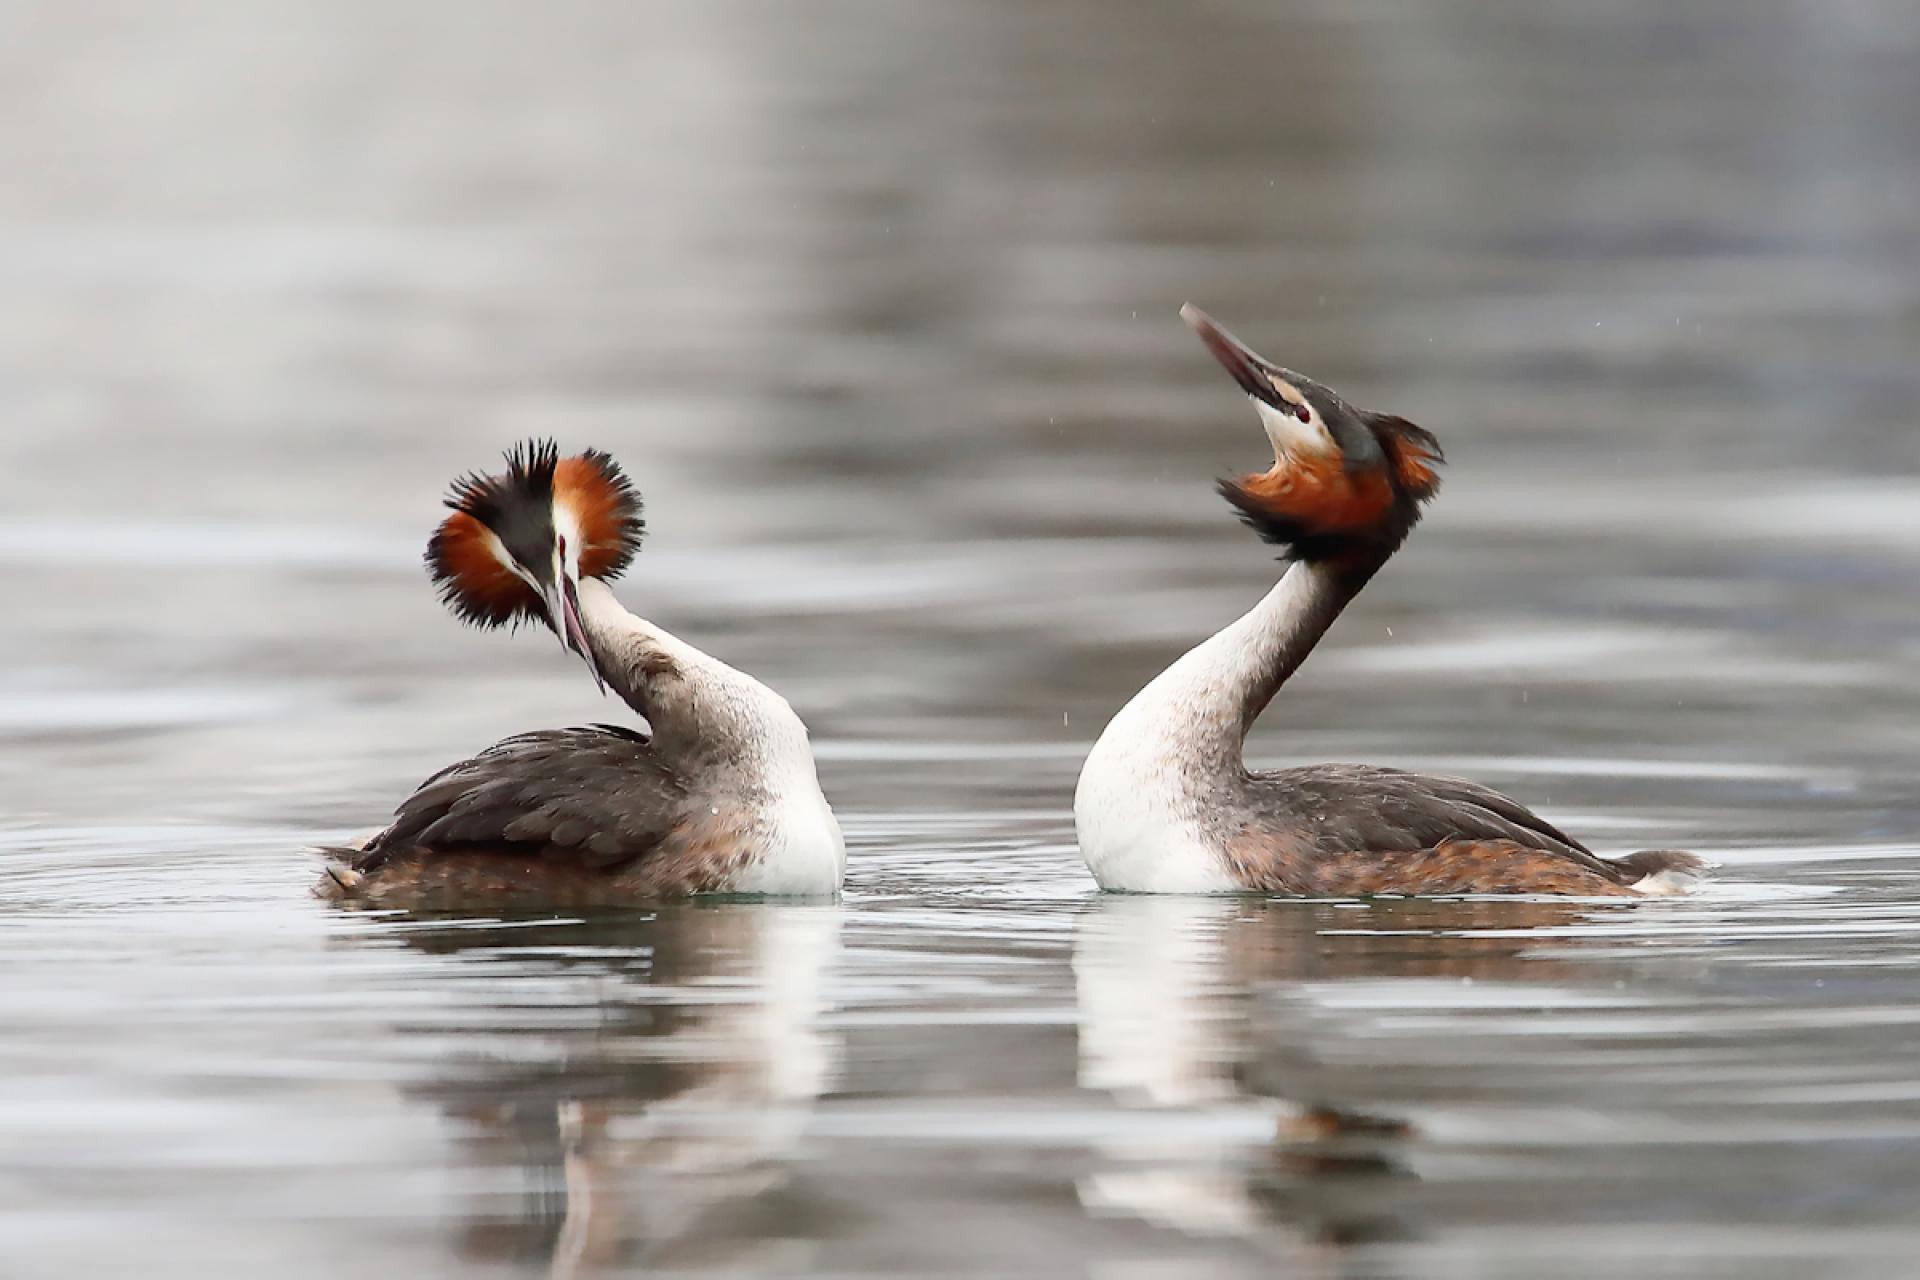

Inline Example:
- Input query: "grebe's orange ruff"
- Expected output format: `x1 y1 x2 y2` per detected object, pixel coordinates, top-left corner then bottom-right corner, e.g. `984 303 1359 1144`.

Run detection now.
321 441 843 907
1073 306 1710 898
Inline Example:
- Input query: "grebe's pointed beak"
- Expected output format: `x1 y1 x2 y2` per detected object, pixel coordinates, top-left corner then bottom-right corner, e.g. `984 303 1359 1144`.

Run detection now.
541 569 608 696
1180 303 1290 409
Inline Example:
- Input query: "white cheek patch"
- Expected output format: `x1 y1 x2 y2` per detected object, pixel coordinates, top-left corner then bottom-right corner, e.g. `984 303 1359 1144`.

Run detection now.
1254 397 1337 459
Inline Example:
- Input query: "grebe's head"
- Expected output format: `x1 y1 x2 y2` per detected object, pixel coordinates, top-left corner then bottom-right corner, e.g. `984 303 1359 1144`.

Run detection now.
425 439 643 688
1181 303 1443 563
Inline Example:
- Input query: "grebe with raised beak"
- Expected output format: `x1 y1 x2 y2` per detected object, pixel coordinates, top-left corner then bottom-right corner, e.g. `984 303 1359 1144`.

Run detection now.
321 441 844 905
1073 306 1709 898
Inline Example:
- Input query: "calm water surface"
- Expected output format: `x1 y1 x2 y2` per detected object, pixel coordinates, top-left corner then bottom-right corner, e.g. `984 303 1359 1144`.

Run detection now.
3 2 1920 1276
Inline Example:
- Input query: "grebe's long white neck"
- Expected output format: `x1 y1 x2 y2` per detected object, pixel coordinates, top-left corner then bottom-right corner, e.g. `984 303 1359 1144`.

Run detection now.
573 579 789 758
1074 558 1370 892
574 577 845 893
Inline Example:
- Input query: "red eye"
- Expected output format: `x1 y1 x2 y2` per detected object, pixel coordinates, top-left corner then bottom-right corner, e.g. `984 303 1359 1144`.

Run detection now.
557 534 569 555
1292 402 1310 423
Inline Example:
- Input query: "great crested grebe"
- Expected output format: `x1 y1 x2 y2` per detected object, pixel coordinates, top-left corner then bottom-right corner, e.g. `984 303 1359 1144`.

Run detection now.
1073 305 1710 898
320 441 844 905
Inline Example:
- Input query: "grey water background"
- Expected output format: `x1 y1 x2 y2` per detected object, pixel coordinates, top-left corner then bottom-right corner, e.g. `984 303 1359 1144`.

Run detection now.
3 1 1920 1275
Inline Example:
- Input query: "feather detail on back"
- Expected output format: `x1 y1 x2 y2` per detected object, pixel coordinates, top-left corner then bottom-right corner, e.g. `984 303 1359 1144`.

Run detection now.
352 726 687 873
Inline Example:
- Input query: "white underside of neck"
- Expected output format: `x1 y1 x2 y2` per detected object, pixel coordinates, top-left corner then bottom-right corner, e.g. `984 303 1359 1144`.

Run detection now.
1075 564 1333 894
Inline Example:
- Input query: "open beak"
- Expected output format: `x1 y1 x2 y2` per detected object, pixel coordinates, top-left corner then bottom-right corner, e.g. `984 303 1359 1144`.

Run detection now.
1180 303 1288 408
543 572 608 696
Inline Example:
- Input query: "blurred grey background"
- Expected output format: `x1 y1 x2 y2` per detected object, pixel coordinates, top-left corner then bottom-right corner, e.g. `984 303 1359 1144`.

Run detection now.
3 3 1920 1277
3 0 1917 830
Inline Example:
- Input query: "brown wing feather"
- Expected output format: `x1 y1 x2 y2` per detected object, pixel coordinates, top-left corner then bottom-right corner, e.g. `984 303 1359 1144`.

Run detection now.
1232 764 1633 892
354 725 688 874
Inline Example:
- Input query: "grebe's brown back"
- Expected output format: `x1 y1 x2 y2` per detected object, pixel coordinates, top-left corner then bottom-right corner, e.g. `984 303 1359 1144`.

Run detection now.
321 441 843 907
1073 306 1710 898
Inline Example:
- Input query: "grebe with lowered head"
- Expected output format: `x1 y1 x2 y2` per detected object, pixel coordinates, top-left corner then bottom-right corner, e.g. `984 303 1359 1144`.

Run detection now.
321 441 844 906
1073 306 1710 898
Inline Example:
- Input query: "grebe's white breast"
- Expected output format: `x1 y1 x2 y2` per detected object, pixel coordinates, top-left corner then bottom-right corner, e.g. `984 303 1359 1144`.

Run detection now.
1075 730 1238 894
724 691 846 897
1074 655 1251 895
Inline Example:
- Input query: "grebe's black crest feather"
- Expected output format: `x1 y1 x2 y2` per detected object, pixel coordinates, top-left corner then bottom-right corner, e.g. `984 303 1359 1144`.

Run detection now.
447 438 561 526
1370 413 1445 487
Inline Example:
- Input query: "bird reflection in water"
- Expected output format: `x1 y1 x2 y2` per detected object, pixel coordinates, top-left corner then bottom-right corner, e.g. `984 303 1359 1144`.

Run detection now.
343 902 841 1276
1073 893 1617 1254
